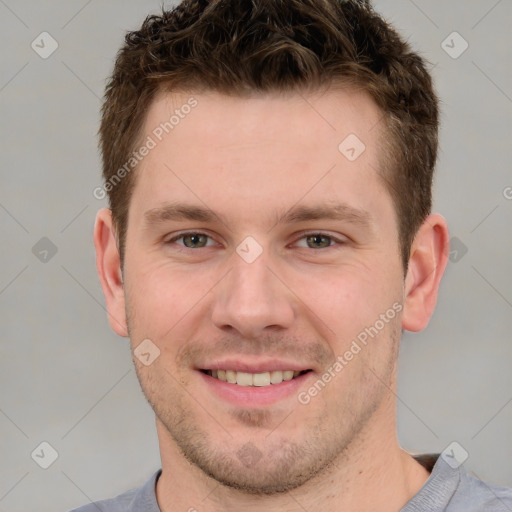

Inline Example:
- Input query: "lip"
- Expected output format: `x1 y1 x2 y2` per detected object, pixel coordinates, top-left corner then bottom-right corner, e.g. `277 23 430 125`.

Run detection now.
195 358 313 374
197 369 314 407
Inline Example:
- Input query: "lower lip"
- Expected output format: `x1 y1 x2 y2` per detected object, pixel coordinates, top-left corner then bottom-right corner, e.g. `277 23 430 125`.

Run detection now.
198 371 313 407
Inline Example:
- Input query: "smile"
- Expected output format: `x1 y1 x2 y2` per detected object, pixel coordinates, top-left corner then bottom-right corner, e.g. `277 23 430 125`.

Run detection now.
201 369 311 387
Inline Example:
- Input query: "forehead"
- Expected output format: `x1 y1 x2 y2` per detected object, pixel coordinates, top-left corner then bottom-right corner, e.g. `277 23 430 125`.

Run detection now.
130 87 391 226
144 86 383 152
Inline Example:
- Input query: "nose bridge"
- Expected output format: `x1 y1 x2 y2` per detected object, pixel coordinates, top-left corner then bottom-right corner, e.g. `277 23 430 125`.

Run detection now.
211 251 294 335
232 255 273 303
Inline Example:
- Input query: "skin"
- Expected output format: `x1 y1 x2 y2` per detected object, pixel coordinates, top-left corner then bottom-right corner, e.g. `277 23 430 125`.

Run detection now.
95 87 449 511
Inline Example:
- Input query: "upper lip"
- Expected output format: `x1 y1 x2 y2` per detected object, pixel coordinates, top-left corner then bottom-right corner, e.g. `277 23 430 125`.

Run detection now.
196 359 313 374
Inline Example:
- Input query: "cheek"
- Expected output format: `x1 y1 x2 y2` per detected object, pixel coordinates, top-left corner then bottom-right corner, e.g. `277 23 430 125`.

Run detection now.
292 262 398 339
124 260 217 341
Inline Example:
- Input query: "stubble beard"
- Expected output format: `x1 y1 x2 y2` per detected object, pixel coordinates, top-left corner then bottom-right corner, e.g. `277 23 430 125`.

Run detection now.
129 325 400 496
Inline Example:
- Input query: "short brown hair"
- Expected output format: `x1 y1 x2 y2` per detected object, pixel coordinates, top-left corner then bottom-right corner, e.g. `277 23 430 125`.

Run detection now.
99 0 438 271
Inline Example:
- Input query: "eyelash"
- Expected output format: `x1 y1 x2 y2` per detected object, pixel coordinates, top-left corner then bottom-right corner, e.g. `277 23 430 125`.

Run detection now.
164 231 346 249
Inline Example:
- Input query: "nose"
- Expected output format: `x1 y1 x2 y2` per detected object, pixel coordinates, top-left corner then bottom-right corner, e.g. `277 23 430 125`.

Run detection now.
211 253 295 339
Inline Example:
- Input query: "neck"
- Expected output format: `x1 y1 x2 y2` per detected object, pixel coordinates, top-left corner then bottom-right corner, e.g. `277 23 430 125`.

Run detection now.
155 398 430 512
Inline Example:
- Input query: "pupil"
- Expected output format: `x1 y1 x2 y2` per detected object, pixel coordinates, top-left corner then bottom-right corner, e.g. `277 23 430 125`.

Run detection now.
185 234 205 247
307 235 329 248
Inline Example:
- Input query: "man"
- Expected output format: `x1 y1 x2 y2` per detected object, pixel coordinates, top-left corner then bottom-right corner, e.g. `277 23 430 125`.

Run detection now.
74 0 512 510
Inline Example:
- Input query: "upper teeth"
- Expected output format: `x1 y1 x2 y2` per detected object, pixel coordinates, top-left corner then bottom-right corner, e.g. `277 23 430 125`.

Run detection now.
209 370 302 387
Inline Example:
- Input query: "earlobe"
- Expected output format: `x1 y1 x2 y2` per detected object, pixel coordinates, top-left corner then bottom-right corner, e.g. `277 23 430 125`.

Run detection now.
401 214 450 332
93 208 129 337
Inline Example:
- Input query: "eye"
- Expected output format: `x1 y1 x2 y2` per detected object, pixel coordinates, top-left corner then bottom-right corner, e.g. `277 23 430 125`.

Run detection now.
294 233 343 249
166 232 215 249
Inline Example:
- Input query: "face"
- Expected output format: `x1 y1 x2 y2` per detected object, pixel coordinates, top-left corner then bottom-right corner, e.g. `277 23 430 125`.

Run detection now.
121 88 406 494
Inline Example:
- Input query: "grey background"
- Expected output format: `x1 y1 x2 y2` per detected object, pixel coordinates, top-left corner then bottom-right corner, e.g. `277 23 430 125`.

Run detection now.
0 1 511 511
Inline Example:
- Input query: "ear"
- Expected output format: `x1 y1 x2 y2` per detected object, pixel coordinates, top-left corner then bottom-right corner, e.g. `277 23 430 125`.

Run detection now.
93 208 128 337
402 214 450 332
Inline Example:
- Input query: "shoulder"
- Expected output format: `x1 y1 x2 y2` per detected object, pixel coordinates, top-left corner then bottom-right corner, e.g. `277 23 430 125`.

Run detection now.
68 470 161 512
448 470 512 511
69 488 137 512
403 454 512 512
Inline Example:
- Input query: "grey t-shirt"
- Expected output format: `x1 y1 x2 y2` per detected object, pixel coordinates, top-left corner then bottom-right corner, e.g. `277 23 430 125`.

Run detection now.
70 454 512 511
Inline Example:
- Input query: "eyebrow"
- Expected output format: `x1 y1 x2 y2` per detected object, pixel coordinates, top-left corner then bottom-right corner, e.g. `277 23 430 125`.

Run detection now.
277 204 372 228
143 202 372 229
144 203 222 225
